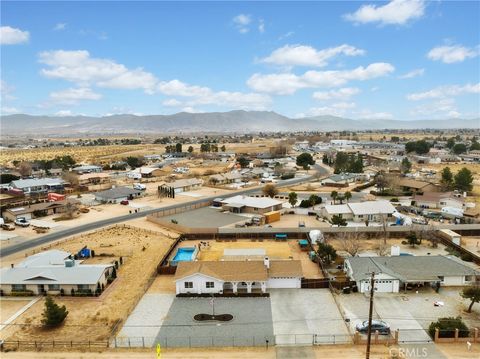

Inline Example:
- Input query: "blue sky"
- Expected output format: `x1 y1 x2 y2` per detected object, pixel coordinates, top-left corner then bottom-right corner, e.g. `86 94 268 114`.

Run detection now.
1 0 479 121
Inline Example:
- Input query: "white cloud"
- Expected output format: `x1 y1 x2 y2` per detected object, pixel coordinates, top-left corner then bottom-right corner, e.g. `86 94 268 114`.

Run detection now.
398 68 424 79
162 98 183 107
181 106 203 113
313 87 360 101
0 80 17 101
233 14 252 33
49 87 102 104
53 23 67 31
1 106 20 114
248 62 394 95
354 109 394 120
261 44 365 68
278 31 294 41
407 83 480 101
0 26 30 45
410 98 462 119
38 50 158 93
344 0 425 25
54 110 74 116
258 19 265 33
427 44 479 64
157 80 271 110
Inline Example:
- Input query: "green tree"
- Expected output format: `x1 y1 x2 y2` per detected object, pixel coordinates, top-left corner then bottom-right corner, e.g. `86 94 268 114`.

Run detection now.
175 143 183 153
405 140 431 155
470 140 480 151
288 192 298 207
220 145 226 152
316 243 337 265
296 152 315 170
446 138 456 149
331 214 347 227
125 156 145 169
330 190 338 204
42 296 68 327
428 317 469 339
452 143 467 155
262 184 278 198
461 286 480 313
187 146 194 153
454 167 474 192
407 233 418 247
400 157 412 174
237 157 250 168
308 194 322 207
440 167 454 190
344 191 352 202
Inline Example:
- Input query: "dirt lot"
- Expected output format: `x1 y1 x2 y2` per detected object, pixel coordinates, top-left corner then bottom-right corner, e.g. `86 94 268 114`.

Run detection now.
460 236 480 256
269 213 330 228
0 299 31 322
3 225 177 342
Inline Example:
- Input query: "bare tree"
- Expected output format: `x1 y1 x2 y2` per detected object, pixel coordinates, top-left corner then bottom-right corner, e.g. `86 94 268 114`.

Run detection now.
18 162 32 177
62 171 79 187
379 213 389 244
64 201 79 219
262 184 278 198
376 242 389 256
341 232 361 257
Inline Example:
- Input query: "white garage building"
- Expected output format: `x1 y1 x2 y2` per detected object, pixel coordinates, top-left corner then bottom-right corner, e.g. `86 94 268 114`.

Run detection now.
344 255 479 293
174 258 302 295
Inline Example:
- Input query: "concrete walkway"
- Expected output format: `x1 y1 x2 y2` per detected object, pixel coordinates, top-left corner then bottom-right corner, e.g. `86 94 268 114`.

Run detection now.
0 297 40 331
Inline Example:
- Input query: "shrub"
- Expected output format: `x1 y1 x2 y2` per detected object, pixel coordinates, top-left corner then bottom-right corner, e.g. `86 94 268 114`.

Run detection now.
428 317 469 339
280 173 294 180
42 296 68 327
70 288 75 296
60 288 65 296
10 290 34 297
461 252 473 262
390 198 399 202
299 200 311 208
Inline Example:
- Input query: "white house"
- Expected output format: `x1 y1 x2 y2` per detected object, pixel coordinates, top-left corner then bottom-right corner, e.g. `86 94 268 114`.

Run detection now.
322 200 396 223
413 192 465 210
320 173 359 187
9 178 65 195
221 195 284 215
0 250 114 296
174 258 302 295
94 186 142 203
344 256 479 293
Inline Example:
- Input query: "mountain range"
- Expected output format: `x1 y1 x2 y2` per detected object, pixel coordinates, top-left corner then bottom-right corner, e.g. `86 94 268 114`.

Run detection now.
2 111 479 136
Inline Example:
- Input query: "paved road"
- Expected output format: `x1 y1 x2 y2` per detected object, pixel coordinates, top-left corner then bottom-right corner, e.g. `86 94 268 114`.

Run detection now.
0 166 329 258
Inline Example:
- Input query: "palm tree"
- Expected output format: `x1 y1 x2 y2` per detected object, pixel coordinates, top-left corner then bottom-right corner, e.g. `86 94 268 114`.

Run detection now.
344 191 352 203
331 191 338 205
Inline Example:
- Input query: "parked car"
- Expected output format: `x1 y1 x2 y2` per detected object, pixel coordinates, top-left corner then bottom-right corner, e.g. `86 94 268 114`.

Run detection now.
120 200 129 205
356 320 391 335
1 223 15 231
133 183 146 191
15 217 30 227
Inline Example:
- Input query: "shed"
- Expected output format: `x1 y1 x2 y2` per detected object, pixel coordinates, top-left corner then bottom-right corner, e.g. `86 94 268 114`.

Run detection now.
264 210 281 224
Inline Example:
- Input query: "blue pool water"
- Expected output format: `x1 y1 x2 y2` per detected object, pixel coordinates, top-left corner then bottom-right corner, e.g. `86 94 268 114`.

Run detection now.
171 247 196 265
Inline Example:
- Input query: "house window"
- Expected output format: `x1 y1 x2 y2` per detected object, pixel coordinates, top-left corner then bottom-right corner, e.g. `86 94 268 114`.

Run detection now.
438 276 444 282
358 215 364 218
206 282 215 288
465 276 473 282
48 284 60 291
12 284 26 291
77 284 89 291
184 282 193 289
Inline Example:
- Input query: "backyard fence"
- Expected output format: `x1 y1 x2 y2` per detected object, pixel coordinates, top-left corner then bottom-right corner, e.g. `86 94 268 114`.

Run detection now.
1 340 109 351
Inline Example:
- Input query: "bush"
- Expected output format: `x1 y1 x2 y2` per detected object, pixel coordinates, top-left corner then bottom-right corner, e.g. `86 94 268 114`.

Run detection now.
280 173 294 180
460 252 473 262
390 198 399 202
428 317 469 339
10 290 34 297
299 200 311 208
42 296 68 327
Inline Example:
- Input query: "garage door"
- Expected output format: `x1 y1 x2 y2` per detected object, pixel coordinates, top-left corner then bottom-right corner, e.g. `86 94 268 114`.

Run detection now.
363 280 395 293
267 278 300 289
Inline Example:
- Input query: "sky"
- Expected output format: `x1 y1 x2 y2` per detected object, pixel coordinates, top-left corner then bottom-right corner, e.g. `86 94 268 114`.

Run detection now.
1 0 479 121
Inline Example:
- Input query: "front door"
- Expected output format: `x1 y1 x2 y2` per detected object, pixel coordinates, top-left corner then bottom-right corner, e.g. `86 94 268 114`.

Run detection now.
37 284 45 294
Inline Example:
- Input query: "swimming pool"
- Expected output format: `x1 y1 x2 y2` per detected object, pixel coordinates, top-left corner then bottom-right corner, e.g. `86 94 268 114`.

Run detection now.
171 247 197 266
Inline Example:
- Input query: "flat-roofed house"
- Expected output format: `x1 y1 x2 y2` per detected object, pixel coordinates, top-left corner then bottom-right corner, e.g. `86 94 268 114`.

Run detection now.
413 192 465 210
322 200 396 223
164 178 203 194
344 256 479 293
221 195 284 214
94 186 142 203
2 199 79 221
9 178 65 196
174 258 302 295
0 250 114 296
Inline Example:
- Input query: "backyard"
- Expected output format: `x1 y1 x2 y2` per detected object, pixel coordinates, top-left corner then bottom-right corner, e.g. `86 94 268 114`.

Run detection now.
2 225 177 343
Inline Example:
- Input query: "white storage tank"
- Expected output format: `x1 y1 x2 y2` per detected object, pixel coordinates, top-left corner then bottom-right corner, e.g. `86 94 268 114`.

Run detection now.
391 245 400 256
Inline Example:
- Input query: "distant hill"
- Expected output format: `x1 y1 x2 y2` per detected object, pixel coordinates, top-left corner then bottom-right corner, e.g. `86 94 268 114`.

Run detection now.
2 111 478 135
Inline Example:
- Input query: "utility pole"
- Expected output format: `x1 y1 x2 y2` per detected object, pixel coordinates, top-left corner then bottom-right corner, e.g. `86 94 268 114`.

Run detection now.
365 271 375 359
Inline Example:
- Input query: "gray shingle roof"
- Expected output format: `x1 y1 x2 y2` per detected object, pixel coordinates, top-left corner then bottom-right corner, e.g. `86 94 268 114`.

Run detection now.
10 178 65 189
347 256 479 282
94 186 141 200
